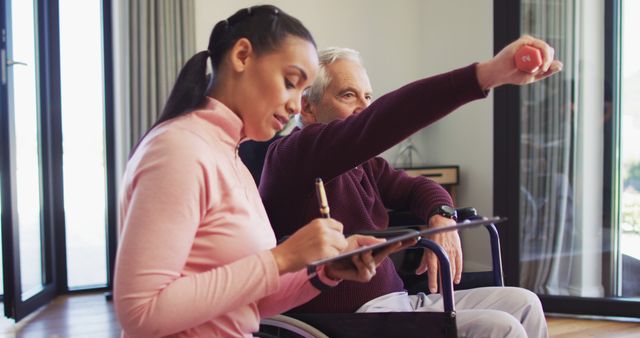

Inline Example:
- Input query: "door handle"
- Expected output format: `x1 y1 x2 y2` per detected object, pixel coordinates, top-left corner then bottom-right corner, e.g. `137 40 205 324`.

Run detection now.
7 60 27 66
1 48 28 85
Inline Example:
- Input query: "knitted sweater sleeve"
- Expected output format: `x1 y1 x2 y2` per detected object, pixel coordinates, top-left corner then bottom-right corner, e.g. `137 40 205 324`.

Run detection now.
261 64 487 197
371 157 454 221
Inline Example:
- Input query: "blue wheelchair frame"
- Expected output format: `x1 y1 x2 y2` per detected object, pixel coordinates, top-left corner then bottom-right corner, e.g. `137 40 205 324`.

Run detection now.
257 218 504 338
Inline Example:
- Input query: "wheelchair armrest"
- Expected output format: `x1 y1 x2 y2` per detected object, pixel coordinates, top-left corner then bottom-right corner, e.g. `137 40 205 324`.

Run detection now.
413 238 455 313
392 208 504 294
456 206 503 286
461 215 504 287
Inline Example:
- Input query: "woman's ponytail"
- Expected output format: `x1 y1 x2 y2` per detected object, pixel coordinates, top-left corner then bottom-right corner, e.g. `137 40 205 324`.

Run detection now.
153 50 210 129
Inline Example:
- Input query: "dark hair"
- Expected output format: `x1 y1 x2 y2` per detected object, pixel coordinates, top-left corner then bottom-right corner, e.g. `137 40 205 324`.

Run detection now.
131 5 315 156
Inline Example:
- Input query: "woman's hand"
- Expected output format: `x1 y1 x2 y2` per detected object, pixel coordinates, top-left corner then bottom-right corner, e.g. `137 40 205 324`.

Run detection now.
324 234 405 283
270 218 347 274
476 35 563 90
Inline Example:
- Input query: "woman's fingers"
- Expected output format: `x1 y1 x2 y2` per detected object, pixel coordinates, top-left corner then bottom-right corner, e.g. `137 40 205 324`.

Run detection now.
272 218 347 274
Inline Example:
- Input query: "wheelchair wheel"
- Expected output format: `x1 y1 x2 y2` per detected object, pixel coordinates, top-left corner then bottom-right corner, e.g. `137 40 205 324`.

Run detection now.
257 315 329 338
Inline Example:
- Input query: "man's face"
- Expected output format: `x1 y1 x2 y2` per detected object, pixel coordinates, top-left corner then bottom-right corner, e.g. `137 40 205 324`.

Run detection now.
305 58 373 124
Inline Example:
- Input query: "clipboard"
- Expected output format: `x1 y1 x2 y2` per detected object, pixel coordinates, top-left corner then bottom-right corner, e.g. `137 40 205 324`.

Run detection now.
308 216 507 268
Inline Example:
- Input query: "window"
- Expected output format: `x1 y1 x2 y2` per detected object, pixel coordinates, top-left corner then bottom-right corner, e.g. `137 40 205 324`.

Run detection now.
619 0 640 298
494 0 640 317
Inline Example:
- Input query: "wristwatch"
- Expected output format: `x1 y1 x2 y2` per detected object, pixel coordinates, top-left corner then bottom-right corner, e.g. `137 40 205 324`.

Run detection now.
429 205 457 221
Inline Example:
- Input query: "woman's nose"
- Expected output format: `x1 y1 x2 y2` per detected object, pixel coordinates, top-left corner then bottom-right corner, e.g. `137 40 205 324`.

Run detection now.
286 96 301 115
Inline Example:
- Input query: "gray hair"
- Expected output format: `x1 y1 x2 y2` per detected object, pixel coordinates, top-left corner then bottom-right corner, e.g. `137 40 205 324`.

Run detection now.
304 47 363 104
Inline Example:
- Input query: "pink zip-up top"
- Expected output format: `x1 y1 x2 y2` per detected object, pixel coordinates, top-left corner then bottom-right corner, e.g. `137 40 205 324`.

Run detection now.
114 97 337 337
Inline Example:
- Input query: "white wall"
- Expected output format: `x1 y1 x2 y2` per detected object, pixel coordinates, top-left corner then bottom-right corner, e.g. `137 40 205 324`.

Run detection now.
194 0 495 269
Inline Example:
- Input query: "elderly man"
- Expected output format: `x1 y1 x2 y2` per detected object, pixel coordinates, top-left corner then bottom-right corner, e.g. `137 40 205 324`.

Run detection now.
259 37 561 338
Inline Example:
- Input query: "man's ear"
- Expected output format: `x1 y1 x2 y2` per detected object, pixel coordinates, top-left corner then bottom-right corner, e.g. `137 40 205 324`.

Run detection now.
300 96 317 125
228 38 253 72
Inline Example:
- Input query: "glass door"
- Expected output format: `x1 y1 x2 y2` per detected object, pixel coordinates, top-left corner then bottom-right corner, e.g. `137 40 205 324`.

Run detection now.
494 0 640 317
1 0 59 320
619 0 640 299
59 0 109 290
517 0 581 298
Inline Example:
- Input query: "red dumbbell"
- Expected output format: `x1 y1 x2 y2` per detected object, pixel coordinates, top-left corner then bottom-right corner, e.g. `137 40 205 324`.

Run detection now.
514 45 543 73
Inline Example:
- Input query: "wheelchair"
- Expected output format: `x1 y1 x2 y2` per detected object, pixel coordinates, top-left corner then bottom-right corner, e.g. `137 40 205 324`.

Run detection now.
255 209 504 338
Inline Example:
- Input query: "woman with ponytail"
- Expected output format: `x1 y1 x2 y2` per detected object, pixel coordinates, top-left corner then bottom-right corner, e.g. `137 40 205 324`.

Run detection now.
114 5 398 337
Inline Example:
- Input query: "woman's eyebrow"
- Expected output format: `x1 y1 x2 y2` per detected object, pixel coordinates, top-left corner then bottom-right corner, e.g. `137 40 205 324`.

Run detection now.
287 65 308 81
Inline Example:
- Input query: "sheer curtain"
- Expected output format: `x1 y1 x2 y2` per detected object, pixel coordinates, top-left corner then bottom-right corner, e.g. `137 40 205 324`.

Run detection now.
518 0 577 295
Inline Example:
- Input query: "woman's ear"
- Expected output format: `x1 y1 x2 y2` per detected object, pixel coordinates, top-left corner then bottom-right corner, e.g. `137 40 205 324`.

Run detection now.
300 97 317 125
229 38 253 72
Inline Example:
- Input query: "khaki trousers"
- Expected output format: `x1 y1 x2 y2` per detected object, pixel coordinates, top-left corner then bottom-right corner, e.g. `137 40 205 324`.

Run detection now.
356 287 548 338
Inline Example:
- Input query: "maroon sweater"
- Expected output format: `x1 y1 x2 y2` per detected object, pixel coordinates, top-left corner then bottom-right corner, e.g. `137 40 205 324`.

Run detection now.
259 64 488 313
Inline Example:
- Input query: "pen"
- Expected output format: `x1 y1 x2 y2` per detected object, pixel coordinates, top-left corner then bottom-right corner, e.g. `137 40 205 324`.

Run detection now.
315 177 330 218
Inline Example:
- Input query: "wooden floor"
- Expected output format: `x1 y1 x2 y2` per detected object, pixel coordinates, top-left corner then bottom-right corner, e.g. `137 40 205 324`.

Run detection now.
1 293 639 337
1 293 120 338
546 315 640 338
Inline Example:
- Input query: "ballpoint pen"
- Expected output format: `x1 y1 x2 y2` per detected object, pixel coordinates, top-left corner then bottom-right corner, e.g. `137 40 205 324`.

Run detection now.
315 177 330 218
308 177 334 288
